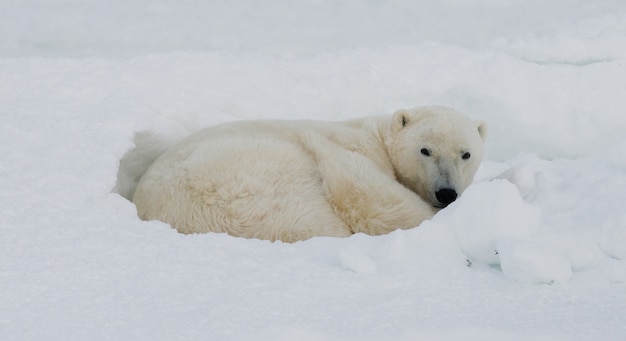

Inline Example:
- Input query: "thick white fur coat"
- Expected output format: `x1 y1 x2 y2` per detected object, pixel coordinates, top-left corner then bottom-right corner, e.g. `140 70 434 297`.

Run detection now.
130 106 485 242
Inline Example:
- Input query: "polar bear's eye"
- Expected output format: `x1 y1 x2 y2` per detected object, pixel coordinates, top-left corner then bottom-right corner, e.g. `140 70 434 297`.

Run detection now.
420 148 431 157
462 152 471 160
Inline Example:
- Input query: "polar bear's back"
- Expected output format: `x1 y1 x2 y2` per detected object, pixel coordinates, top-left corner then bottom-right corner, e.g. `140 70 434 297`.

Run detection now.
133 121 353 241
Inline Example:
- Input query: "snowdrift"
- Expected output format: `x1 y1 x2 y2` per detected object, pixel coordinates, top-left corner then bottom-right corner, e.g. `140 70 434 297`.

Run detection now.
2 1 626 340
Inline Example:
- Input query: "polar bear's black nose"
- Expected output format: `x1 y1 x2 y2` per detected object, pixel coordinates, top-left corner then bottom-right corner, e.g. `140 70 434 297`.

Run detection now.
435 188 457 207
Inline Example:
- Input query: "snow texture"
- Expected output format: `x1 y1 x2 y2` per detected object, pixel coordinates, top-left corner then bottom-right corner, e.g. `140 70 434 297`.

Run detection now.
1 1 626 340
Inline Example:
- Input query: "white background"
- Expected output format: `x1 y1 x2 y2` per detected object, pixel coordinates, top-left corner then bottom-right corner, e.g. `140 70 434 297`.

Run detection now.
2 1 626 340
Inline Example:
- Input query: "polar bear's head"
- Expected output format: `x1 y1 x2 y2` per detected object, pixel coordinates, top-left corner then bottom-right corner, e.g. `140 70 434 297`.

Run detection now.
386 106 486 208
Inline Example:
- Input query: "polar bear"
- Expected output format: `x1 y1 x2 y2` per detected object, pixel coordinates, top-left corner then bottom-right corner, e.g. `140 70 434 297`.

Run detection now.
131 105 486 242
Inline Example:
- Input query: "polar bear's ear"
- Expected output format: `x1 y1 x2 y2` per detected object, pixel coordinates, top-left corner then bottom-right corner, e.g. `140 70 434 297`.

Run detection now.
392 109 410 131
476 120 487 141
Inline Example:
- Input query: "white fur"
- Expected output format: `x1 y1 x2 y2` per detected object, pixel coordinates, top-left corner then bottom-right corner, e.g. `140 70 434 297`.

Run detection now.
114 131 172 200
131 106 486 242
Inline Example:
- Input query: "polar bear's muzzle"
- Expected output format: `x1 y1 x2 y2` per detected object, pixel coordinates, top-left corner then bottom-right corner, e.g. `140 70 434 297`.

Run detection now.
435 188 458 208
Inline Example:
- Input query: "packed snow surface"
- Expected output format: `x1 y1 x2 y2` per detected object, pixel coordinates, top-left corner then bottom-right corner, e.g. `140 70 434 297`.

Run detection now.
2 1 626 340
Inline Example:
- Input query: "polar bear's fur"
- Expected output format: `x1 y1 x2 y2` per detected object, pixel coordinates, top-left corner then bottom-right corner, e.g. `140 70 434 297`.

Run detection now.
131 106 486 242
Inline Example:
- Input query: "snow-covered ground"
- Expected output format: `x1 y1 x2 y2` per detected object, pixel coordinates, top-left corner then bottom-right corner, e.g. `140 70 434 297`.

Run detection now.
2 1 626 340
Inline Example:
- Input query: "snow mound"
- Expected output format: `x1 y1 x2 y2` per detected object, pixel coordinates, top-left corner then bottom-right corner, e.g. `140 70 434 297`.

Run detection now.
436 179 542 265
498 239 572 284
338 244 377 274
600 213 626 260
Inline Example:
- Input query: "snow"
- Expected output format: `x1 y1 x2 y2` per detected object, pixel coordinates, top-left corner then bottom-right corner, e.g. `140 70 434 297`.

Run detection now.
2 0 626 340
437 179 543 266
